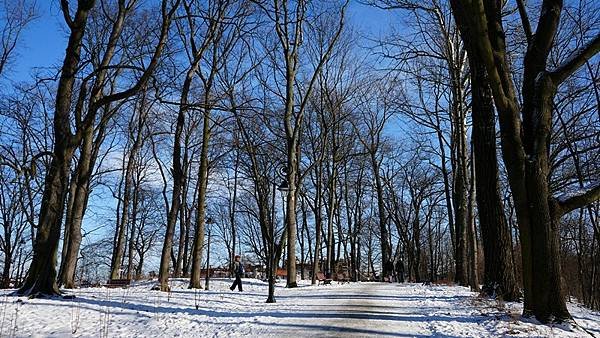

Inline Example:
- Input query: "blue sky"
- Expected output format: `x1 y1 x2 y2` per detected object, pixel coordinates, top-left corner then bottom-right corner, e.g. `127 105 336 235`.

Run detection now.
10 1 65 81
11 1 396 82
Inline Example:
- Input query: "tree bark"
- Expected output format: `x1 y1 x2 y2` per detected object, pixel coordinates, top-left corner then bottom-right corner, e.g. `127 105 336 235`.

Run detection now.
16 0 95 297
310 164 324 285
448 0 600 322
126 165 141 280
59 124 93 288
157 30 206 287
112 107 146 280
58 171 77 282
469 47 520 301
174 150 189 278
452 104 469 286
371 154 393 277
157 73 191 291
189 107 211 289
466 150 479 291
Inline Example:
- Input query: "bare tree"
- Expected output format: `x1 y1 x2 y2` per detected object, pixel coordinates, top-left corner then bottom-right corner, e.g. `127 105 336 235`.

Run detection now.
156 0 223 292
467 36 519 300
16 0 180 297
450 0 600 322
255 0 348 287
352 80 397 279
189 0 251 290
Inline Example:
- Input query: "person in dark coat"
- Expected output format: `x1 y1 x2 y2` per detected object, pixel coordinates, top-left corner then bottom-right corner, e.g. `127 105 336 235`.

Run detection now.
230 255 244 292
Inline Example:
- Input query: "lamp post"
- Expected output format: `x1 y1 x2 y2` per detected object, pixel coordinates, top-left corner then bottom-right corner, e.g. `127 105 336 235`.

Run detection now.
205 217 214 290
266 163 289 304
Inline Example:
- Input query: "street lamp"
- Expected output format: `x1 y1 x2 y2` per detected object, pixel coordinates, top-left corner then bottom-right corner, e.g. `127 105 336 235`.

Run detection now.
277 179 289 192
266 162 289 304
205 217 214 290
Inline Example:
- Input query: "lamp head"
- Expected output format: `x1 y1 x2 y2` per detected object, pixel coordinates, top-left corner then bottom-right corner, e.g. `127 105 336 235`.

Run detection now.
277 179 289 192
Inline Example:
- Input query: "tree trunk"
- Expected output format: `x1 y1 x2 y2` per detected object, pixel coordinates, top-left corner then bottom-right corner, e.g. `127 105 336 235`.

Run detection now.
285 136 299 288
17 0 95 297
58 175 77 281
371 154 393 278
126 169 141 280
412 215 421 283
229 149 239 275
299 199 308 280
1 240 11 288
59 124 94 288
189 107 211 289
158 70 194 291
448 0 591 321
469 50 520 301
437 126 455 254
111 116 144 279
523 75 569 320
311 165 324 285
452 114 469 286
466 150 479 292
325 169 336 275
174 152 189 278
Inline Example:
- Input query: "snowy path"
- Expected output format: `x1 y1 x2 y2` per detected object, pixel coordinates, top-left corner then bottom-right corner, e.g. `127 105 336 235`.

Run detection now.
314 282 432 336
257 282 508 337
0 279 598 337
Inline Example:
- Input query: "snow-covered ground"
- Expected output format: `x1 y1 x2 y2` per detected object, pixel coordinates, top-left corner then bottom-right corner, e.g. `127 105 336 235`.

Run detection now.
0 278 598 337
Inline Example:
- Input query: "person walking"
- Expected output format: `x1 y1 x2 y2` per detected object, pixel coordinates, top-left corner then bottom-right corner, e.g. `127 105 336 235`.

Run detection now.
230 255 244 292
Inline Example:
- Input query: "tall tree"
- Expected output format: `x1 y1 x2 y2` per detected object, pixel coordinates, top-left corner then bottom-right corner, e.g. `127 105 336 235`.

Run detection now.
64 1 156 286
15 0 97 297
17 0 179 297
468 38 520 301
157 0 221 292
189 0 248 289
256 0 347 287
109 90 150 281
368 0 471 284
450 0 600 322
353 82 396 278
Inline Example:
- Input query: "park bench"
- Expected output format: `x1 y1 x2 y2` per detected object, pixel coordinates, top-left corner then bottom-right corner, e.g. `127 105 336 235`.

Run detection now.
316 272 332 285
104 279 131 289
0 278 21 288
79 280 93 288
276 268 287 279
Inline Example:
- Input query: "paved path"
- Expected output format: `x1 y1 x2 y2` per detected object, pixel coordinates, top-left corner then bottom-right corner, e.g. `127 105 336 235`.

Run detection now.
320 282 431 337
256 282 471 337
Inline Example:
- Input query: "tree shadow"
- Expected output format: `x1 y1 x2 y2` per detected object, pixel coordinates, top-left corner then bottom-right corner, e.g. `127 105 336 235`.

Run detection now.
276 293 470 302
234 320 431 337
45 295 487 326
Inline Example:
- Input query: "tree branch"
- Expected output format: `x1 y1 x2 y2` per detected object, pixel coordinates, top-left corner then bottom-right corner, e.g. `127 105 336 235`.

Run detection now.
549 33 600 84
60 0 75 29
515 0 532 42
556 180 600 215
90 0 181 110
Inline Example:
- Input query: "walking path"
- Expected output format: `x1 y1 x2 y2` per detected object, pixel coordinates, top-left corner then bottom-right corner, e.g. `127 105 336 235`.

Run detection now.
1 279 598 337
316 282 432 336
256 282 486 337
233 281 597 337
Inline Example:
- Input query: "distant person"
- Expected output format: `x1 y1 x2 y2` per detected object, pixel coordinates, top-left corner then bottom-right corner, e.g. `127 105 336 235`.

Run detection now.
230 255 244 292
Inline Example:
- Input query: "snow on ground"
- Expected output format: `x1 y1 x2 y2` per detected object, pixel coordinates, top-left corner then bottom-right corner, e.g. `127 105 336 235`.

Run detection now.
0 278 598 337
